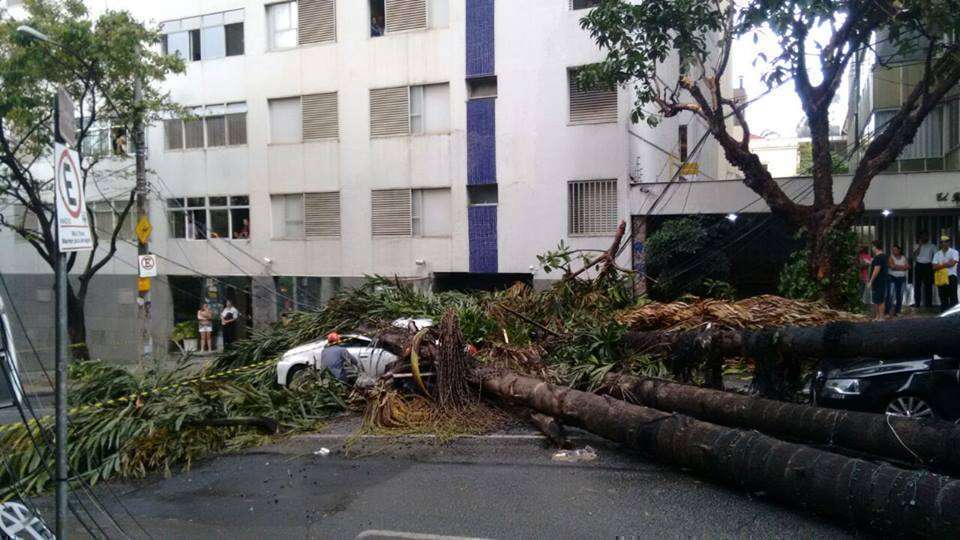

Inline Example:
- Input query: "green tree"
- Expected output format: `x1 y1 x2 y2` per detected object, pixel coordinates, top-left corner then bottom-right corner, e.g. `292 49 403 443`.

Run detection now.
0 0 183 358
645 217 731 300
579 0 960 305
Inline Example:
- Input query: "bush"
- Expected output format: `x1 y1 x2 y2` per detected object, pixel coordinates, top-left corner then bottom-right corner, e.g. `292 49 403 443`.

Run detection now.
646 217 732 300
778 228 862 311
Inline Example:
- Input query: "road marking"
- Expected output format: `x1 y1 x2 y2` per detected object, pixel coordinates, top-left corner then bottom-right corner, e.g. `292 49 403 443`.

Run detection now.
356 530 493 540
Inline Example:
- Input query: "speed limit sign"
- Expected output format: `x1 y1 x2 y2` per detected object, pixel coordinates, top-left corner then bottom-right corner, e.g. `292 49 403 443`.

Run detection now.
138 254 158 278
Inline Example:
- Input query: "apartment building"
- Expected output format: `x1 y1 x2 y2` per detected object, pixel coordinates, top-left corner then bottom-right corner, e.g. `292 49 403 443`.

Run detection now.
1 0 723 366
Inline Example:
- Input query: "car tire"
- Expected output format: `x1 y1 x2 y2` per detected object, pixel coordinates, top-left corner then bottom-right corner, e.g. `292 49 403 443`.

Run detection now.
286 366 311 390
885 395 939 420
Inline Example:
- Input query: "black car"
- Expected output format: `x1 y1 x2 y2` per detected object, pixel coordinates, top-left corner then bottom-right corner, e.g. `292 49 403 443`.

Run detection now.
812 356 960 420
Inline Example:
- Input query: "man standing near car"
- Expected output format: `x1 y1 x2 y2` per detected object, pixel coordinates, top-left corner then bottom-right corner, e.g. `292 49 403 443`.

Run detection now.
933 236 959 312
868 240 889 320
913 233 936 309
320 333 361 383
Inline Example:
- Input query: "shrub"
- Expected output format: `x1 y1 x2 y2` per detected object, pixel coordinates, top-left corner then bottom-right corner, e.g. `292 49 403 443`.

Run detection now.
778 228 862 311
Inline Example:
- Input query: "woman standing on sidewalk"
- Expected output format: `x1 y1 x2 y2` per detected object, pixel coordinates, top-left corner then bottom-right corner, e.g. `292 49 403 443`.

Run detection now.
886 245 909 316
197 303 214 353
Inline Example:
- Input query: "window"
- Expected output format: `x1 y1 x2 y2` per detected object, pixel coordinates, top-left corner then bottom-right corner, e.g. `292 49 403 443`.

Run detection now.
371 188 450 237
275 192 341 237
272 194 305 238
875 108 944 172
468 184 498 206
467 76 497 99
568 179 617 236
370 83 449 137
385 0 426 33
160 9 245 61
167 195 250 240
267 1 298 49
302 93 339 140
570 0 601 9
80 121 133 158
298 0 337 44
568 67 617 124
91 200 134 241
370 0 385 36
269 97 303 143
165 103 248 151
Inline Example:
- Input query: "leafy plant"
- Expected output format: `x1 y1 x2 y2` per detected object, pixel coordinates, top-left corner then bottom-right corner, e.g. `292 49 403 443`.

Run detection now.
778 228 862 311
645 217 731 300
170 321 199 342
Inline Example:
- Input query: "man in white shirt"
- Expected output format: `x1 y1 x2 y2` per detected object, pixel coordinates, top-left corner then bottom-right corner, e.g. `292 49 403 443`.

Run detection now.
932 236 959 312
220 300 241 348
913 233 937 308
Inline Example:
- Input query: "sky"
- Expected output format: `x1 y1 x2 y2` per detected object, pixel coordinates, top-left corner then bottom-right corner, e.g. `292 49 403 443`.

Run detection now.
731 24 849 139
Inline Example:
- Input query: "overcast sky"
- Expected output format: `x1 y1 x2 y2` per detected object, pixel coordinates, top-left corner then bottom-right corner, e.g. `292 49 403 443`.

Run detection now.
731 25 849 139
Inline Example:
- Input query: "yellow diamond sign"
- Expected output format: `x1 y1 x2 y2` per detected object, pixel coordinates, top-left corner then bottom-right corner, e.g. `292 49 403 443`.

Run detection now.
135 216 152 244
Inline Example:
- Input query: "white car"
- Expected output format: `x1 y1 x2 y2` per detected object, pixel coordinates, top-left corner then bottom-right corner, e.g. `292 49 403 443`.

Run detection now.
276 318 433 387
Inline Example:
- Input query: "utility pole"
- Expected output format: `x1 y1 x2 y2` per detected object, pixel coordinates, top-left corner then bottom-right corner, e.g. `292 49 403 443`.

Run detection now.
134 77 152 366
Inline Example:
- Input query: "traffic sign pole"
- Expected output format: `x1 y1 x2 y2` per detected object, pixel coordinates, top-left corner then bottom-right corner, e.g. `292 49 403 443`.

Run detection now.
52 88 72 540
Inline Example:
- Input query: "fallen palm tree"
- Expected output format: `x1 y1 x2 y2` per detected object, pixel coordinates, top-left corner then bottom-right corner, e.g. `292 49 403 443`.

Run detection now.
602 372 960 476
624 315 960 361
480 370 960 536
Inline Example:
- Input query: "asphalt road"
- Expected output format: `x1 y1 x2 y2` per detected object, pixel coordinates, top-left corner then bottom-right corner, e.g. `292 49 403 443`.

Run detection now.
31 426 863 539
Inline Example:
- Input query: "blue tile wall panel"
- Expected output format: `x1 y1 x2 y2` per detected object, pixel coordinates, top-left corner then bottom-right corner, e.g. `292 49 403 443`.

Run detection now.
467 98 496 185
469 205 498 273
466 0 495 77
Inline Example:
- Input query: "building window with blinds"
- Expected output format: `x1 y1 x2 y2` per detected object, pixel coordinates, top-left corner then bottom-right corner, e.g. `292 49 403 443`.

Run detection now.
371 188 450 237
267 1 336 49
369 0 447 37
268 93 338 143
568 67 618 125
370 83 449 137
568 179 618 236
90 200 134 241
875 107 944 172
271 192 341 238
160 9 244 61
165 103 248 151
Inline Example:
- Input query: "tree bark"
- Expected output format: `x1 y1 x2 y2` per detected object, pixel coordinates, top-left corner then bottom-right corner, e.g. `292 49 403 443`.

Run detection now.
480 371 960 536
623 316 960 362
602 372 960 477
66 282 90 361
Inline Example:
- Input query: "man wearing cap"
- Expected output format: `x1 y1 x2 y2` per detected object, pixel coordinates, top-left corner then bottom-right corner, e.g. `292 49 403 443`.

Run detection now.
319 333 361 383
932 236 959 312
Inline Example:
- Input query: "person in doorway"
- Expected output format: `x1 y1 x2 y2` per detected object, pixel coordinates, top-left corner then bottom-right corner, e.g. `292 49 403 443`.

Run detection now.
371 15 384 37
867 241 888 320
933 236 959 312
858 245 874 307
912 233 936 308
220 300 240 349
235 218 250 239
320 333 360 383
886 245 909 316
197 303 214 352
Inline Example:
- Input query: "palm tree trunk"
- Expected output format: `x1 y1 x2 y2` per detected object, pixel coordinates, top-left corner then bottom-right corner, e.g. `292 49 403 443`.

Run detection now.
602 372 960 477
481 371 960 536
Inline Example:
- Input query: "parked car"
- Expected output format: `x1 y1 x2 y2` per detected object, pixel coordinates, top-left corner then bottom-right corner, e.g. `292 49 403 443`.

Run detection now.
811 307 960 420
276 318 432 388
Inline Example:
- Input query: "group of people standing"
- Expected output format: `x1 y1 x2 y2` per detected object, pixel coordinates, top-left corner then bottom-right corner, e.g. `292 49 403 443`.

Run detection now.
860 234 959 320
195 300 241 353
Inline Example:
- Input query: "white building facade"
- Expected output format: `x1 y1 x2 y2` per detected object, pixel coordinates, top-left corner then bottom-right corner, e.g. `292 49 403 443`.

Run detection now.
1 0 724 366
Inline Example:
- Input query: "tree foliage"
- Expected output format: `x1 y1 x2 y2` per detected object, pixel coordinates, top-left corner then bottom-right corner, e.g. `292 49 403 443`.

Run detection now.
0 0 183 357
580 0 960 304
645 217 731 300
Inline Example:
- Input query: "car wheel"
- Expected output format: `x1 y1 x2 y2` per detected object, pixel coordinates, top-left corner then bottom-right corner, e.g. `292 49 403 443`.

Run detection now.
287 366 312 390
885 396 937 420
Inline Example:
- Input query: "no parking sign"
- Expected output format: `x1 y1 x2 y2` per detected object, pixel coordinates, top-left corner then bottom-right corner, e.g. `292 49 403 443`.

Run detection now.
54 143 93 252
